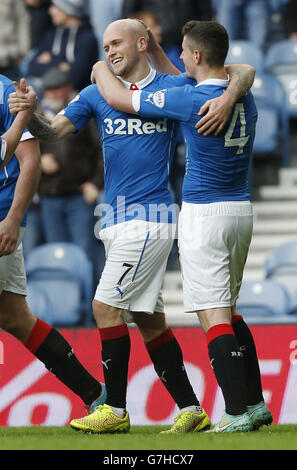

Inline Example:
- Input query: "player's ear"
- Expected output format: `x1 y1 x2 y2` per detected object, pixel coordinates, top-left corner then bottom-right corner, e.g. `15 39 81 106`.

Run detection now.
137 36 148 52
194 50 202 65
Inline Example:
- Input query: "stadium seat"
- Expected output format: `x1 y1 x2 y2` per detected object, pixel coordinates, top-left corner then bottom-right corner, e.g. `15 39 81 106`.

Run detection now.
286 289 297 316
237 279 290 319
25 242 94 326
226 40 264 72
264 240 297 296
26 283 54 325
251 73 290 168
265 40 297 117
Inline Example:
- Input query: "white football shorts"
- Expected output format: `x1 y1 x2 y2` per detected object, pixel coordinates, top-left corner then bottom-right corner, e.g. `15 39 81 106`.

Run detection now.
178 201 253 312
94 219 176 321
0 227 27 296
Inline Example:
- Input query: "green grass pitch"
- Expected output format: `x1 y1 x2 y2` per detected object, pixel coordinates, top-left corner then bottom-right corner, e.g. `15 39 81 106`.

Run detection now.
0 424 297 450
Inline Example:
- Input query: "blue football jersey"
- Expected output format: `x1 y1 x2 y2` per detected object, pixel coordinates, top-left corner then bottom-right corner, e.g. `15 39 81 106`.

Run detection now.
62 69 195 227
134 78 258 203
0 74 30 225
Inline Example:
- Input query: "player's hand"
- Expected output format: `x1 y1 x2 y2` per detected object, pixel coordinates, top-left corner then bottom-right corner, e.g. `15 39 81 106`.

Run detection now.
0 218 20 257
22 85 38 115
196 92 234 136
8 79 37 115
90 61 107 84
8 93 27 116
146 27 159 54
8 78 28 115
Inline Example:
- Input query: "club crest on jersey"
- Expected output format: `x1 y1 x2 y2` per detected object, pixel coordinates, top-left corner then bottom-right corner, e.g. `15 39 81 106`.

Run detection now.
145 89 167 108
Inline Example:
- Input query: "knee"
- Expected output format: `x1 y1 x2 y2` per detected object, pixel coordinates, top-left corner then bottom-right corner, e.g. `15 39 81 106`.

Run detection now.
0 293 36 339
137 325 167 343
133 312 168 343
0 310 15 333
0 310 30 336
92 299 123 328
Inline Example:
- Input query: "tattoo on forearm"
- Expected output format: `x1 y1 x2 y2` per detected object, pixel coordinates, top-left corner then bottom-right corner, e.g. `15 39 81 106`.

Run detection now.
28 113 57 142
227 68 253 99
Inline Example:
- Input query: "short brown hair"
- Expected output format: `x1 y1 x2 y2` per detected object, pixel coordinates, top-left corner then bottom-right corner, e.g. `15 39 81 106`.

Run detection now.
182 20 229 68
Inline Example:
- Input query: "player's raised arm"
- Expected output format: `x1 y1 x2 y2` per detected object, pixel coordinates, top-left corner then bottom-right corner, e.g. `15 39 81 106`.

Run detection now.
1 93 36 169
27 113 76 143
8 80 76 143
196 63 256 136
146 27 181 76
91 61 135 114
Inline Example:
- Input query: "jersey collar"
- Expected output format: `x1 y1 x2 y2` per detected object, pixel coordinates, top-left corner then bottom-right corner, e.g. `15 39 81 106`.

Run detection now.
118 67 156 90
195 76 230 87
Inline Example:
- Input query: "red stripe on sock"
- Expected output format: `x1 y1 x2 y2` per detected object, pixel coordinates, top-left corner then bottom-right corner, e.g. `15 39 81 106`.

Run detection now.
146 328 174 353
231 315 243 325
25 318 52 353
206 323 235 345
99 323 129 341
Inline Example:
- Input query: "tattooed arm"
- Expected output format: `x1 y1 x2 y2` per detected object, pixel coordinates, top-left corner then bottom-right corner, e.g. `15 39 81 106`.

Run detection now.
8 80 76 142
27 112 76 143
224 64 256 101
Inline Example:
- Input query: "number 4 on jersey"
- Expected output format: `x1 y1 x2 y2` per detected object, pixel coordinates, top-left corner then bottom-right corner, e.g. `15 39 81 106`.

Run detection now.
224 103 249 155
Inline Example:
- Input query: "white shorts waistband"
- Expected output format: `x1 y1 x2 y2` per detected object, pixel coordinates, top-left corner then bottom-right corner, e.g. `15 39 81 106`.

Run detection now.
181 201 253 217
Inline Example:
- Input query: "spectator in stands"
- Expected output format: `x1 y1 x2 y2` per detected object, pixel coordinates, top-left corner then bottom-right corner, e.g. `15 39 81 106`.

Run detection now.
24 0 53 50
26 0 98 94
89 0 123 60
284 0 297 40
213 0 270 50
122 0 213 55
36 67 105 287
0 0 30 81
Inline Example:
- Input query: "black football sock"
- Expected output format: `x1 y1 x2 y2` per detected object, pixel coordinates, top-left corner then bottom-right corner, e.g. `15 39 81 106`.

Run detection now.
146 328 201 410
232 315 264 406
99 323 130 409
207 323 247 416
25 318 102 405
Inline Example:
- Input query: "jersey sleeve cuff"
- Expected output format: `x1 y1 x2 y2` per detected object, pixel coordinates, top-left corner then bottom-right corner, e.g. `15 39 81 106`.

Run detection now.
132 90 142 113
0 138 7 161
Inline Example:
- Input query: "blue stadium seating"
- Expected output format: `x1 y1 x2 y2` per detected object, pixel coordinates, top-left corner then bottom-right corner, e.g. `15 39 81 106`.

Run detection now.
226 40 264 72
25 242 94 326
251 72 290 167
265 40 297 117
237 279 290 320
286 288 297 316
26 283 54 325
264 240 297 296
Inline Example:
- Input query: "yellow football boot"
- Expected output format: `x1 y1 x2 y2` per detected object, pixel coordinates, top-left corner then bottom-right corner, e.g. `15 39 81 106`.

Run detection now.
70 404 130 434
160 409 211 434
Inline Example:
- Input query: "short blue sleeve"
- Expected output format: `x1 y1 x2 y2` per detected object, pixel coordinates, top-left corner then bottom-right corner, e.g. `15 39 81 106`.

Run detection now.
158 73 195 88
136 85 195 122
62 85 97 132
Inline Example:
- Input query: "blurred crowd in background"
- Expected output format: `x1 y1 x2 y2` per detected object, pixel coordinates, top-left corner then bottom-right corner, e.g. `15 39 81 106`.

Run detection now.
1 0 297 286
